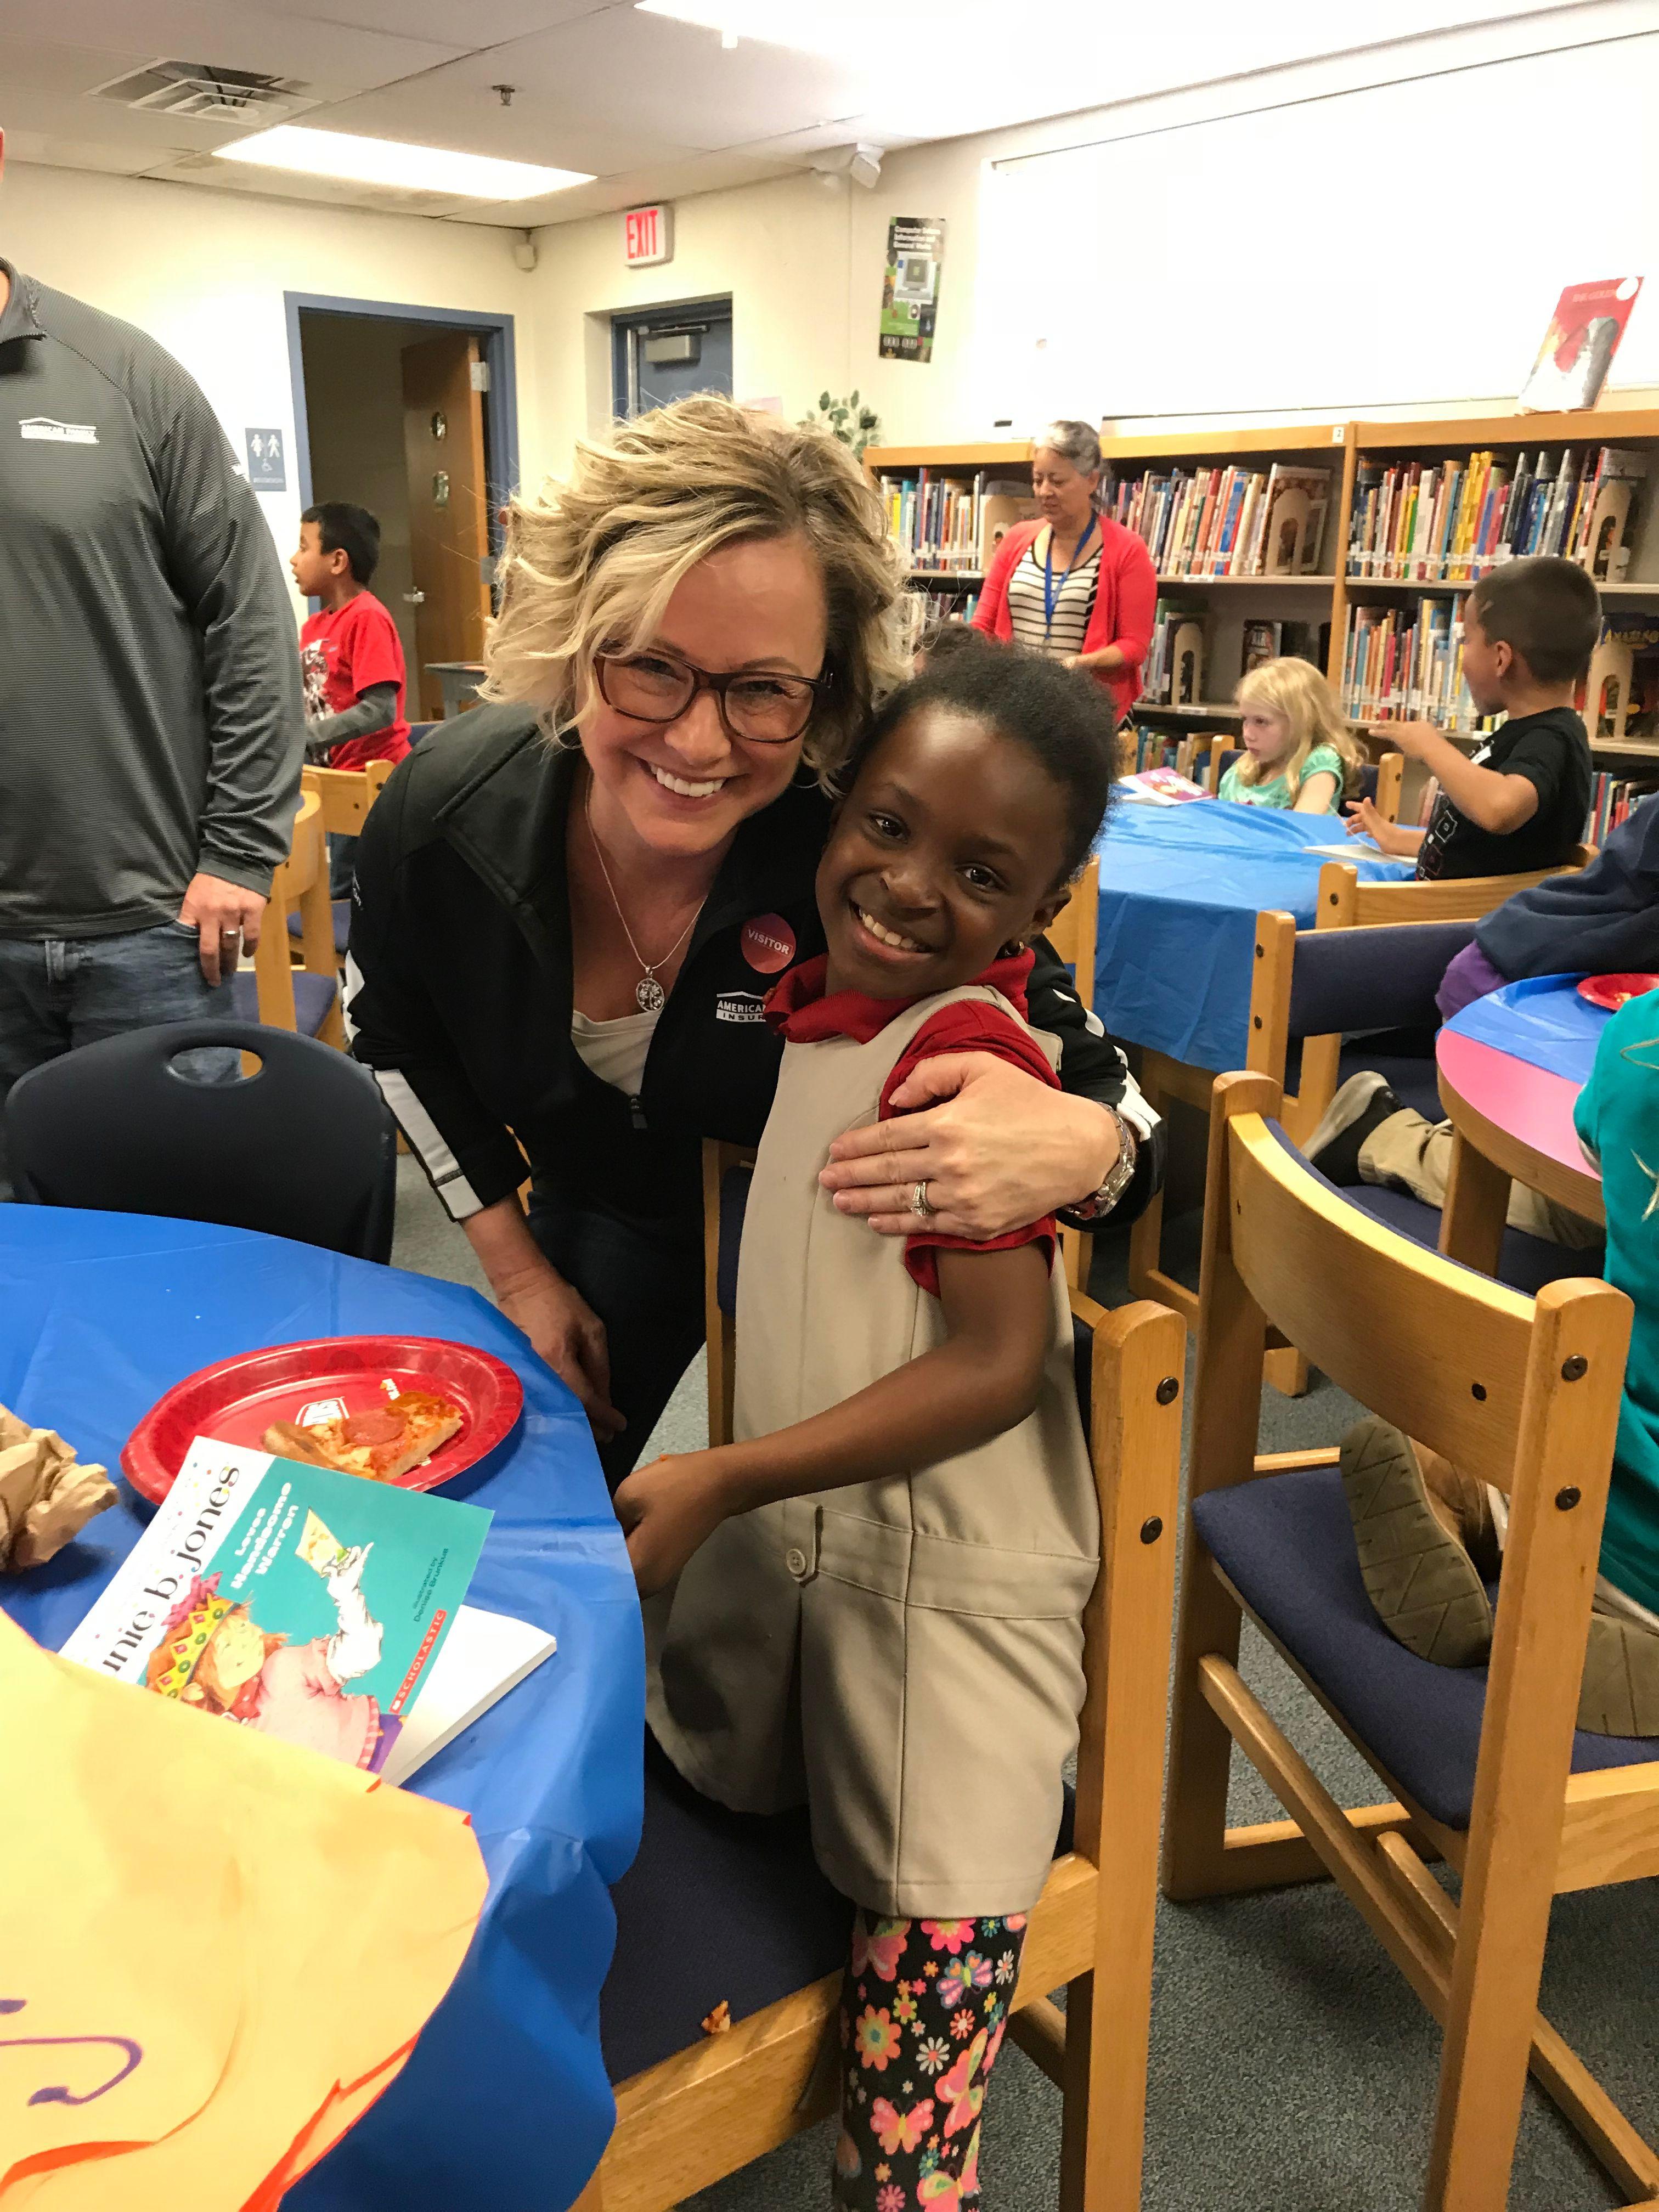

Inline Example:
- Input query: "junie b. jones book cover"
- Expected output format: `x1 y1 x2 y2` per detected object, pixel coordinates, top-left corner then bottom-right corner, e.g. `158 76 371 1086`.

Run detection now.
61 1442 491 1775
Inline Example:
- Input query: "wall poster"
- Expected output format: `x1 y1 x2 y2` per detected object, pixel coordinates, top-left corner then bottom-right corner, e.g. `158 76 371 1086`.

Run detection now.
879 217 946 363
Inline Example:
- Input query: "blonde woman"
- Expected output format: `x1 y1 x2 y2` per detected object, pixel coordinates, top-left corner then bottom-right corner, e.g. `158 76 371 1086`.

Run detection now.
346 398 1158 1482
1220 655 1363 815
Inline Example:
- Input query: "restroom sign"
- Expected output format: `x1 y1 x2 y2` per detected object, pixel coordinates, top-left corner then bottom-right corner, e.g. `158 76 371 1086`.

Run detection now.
625 204 673 267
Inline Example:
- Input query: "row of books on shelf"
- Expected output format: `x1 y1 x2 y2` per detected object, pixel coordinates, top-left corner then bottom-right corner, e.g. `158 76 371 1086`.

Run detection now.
1346 445 1644 584
1587 771 1657 843
1142 605 1327 707
1123 725 1225 781
875 469 1036 574
1104 463 1332 579
1339 601 1497 731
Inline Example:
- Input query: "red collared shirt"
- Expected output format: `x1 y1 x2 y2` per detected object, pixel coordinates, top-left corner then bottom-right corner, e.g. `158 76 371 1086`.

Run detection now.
765 949 1058 1295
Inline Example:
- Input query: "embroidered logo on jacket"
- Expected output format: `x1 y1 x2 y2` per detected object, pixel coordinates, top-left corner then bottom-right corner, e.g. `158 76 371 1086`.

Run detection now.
18 416 99 444
715 991 768 1024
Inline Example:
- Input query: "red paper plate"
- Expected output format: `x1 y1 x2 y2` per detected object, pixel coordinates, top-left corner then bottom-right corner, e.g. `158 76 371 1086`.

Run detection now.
1578 972 1659 1012
122 1335 524 1505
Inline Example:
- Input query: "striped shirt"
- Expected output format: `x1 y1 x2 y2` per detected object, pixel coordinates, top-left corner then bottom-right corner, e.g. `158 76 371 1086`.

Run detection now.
1006 531 1102 657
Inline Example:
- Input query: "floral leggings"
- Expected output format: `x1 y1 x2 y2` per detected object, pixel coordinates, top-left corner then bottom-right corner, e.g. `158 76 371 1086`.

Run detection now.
832 1910 1028 2210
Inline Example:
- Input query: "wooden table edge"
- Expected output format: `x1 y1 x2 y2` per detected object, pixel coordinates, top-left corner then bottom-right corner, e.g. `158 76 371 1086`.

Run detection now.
1437 1065 1605 1226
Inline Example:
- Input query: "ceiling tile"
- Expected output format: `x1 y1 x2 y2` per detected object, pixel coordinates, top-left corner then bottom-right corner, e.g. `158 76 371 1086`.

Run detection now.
2 132 162 177
455 143 804 224
0 0 460 89
252 0 612 43
332 9 879 155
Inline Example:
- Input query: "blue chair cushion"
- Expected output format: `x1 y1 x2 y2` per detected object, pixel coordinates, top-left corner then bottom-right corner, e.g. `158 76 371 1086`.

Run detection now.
1342 1182 1603 1298
602 1736 1076 2084
230 970 338 1039
288 900 349 956
1287 921 1476 1041
1268 1116 1604 1301
1193 1467 1657 1832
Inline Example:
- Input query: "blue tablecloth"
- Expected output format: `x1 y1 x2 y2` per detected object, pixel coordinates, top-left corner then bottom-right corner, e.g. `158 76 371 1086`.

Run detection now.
1092 799 1415 1072
1444 973 1610 1086
0 1206 642 2212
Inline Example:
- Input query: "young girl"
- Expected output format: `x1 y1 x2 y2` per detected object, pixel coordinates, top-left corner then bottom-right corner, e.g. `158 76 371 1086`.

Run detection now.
614 638 1121 2210
1220 654 1361 814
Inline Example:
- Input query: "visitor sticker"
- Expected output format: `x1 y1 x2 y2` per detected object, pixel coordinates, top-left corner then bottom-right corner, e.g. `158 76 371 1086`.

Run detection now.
741 915 795 974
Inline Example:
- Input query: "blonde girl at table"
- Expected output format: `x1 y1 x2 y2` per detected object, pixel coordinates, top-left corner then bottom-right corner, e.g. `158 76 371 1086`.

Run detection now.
1219 656 1362 815
970 421 1156 723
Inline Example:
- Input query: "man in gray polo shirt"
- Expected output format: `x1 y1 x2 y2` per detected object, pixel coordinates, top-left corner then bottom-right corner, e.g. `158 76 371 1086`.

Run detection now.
0 137 302 1188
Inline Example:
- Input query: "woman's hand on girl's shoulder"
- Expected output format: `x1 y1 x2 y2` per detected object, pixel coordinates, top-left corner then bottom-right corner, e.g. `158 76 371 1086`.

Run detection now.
613 1450 736 1595
820 1051 1114 1240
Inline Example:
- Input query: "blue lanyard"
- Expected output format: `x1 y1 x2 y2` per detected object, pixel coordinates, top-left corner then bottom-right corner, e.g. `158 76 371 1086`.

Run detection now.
1043 515 1097 634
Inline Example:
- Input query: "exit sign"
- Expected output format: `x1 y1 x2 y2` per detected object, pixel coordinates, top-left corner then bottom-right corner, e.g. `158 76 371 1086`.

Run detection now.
625 204 673 267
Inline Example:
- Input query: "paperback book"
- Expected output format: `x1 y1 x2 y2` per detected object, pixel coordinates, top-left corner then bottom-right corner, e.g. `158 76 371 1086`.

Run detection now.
1116 767 1211 804
61 1441 552 1781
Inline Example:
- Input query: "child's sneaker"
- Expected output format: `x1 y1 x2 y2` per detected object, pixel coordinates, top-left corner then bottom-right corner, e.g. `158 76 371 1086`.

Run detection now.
1339 1415 1493 1666
1304 1072 1403 1187
1578 1610 1659 1737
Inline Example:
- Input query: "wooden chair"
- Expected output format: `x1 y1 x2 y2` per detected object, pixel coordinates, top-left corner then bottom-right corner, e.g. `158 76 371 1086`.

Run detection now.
294 759 396 968
1131 840 1593 1385
588 1139 1185 2212
1162 1070 1657 2211
1047 858 1101 1290
1316 842 1594 928
241 792 343 1047
301 757 397 839
1247 908 1474 1150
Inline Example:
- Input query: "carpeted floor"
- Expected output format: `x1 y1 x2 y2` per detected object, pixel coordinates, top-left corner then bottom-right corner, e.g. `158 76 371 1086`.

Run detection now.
392 1159 1657 2211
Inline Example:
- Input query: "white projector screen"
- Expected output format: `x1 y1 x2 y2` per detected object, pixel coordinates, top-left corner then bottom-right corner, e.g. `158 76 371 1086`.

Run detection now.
975 32 1659 429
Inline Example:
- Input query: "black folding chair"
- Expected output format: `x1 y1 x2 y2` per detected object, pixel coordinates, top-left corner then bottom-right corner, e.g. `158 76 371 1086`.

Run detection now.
5 1020 396 1262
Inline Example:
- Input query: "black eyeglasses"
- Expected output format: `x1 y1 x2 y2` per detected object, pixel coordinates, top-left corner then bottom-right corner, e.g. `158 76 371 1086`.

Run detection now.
595 650 831 746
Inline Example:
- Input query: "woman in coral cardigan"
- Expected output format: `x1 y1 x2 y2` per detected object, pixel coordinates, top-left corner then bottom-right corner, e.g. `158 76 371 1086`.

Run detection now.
971 420 1156 723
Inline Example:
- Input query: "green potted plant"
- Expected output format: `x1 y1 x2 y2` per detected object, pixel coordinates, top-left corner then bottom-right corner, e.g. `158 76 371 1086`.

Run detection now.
800 390 881 459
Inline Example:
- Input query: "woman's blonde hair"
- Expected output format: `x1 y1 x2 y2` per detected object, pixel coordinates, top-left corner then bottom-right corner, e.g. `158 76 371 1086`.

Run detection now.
483 395 915 780
1233 656 1362 800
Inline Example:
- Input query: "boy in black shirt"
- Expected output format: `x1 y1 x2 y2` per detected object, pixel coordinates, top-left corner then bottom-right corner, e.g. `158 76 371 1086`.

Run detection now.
1345 556 1596 878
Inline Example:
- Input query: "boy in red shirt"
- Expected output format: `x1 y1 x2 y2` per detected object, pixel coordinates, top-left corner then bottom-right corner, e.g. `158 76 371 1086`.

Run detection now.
291 503 411 893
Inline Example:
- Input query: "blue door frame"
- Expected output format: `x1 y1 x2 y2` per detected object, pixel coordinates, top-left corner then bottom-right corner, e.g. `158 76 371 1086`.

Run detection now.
284 291 521 528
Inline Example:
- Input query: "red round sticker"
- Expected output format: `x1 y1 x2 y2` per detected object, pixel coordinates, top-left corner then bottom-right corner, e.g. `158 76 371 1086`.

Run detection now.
741 914 796 975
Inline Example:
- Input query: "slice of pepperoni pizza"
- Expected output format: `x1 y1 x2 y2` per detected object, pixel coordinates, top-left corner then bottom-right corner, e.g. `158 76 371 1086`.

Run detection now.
263 1390 464 1484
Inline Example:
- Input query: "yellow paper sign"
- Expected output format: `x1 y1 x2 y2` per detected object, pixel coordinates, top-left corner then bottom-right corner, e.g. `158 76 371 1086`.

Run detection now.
0 1612 485 2208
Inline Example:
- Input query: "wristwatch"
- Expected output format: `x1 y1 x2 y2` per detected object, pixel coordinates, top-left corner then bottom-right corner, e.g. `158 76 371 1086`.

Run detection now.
1063 1106 1138 1224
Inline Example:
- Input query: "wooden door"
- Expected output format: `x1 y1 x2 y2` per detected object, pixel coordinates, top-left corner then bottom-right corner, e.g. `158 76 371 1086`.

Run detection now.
401 332 493 721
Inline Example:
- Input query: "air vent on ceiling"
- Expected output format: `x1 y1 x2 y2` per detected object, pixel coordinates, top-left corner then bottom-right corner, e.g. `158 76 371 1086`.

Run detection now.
92 61 310 128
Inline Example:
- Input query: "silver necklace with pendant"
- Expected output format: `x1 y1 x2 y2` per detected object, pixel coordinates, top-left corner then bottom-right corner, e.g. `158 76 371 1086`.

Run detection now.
584 788 702 1014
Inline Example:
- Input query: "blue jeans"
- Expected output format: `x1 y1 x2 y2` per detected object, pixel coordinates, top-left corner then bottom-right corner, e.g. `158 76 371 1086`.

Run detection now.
0 923 234 1196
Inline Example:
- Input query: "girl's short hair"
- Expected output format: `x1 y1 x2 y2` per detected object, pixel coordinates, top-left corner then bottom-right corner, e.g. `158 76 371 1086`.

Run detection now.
1233 656 1362 802
841 630 1117 882
482 395 915 779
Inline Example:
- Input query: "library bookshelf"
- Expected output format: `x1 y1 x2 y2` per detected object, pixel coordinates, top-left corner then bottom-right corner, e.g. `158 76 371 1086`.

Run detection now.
865 407 1659 804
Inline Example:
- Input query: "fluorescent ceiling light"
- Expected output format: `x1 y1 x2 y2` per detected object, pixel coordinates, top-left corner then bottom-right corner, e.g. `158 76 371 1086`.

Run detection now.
214 125 591 200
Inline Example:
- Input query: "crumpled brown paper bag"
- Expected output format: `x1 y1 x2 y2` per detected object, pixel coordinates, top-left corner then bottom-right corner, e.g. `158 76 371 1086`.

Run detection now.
0 1402 116 1570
